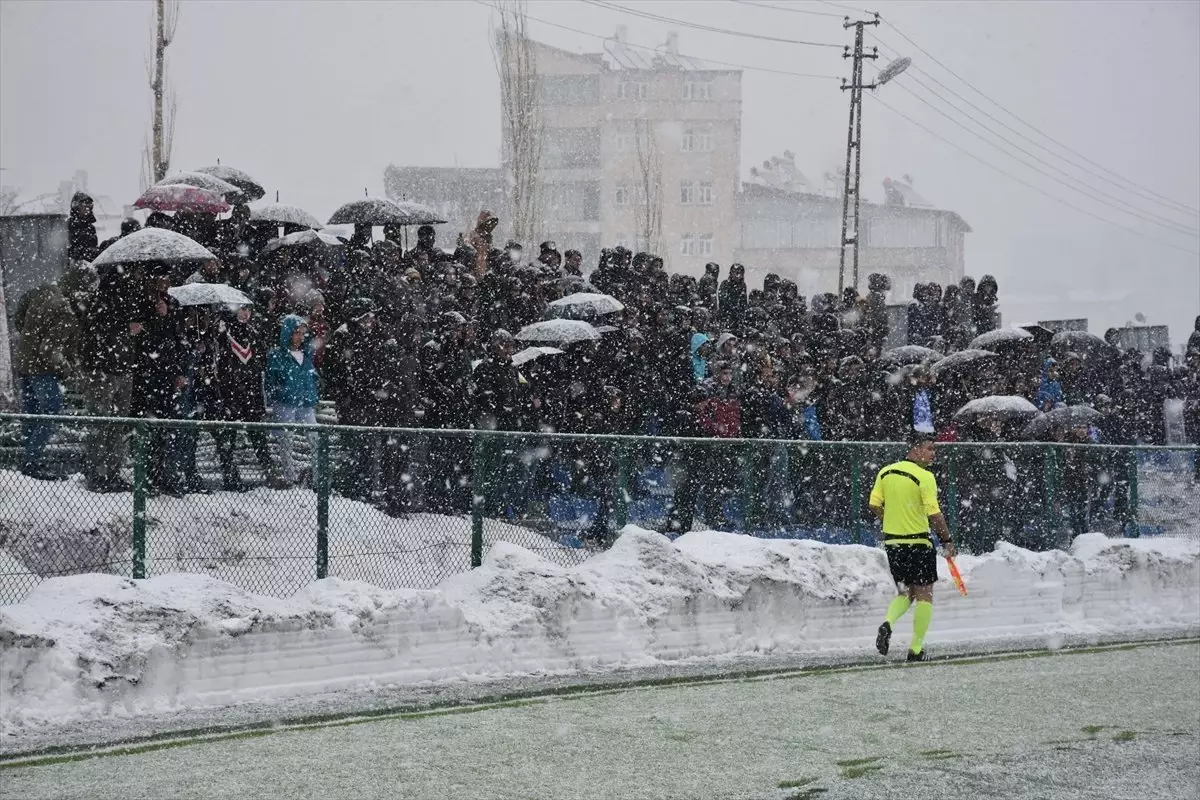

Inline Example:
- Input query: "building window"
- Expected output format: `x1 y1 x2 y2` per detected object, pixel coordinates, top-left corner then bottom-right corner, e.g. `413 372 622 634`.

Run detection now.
615 132 633 152
683 80 713 101
680 181 695 205
698 181 713 205
541 127 601 169
539 75 600 106
681 127 714 152
617 81 648 100
679 233 697 256
614 185 631 206
699 233 714 256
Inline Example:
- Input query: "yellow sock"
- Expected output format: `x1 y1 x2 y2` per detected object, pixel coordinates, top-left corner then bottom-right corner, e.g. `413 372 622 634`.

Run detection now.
911 601 933 654
885 595 911 626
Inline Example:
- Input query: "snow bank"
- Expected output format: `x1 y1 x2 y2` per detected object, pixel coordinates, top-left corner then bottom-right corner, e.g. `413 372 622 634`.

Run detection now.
1 530 1197 737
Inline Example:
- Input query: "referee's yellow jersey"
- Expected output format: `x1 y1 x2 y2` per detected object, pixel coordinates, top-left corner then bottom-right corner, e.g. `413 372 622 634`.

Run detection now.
868 460 941 547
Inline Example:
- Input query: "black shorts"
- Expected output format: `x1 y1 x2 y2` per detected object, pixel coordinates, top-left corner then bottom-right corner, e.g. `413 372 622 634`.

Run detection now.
886 544 938 587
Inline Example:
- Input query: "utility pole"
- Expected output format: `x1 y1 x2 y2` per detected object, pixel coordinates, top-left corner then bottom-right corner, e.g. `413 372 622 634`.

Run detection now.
837 13 879 296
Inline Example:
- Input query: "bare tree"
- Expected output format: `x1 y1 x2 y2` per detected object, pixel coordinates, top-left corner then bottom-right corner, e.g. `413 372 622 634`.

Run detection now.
492 0 542 247
633 119 663 256
0 183 18 217
141 0 179 188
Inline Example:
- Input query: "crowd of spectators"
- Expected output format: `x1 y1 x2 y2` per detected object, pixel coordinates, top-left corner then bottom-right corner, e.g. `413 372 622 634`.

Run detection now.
12 194 1200 546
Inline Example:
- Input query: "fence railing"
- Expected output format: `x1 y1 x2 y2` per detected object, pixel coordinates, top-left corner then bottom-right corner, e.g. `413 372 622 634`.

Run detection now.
1 412 1197 604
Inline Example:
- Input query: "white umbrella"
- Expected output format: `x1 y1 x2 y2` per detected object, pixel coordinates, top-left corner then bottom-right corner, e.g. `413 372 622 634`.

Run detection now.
547 292 624 320
92 228 216 267
969 328 1033 351
512 346 564 367
327 197 409 226
391 200 447 225
953 395 1039 423
250 204 321 230
167 283 253 307
516 319 602 345
156 171 243 200
261 230 344 254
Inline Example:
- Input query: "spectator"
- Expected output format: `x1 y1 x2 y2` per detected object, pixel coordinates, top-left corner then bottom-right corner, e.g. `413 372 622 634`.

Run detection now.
973 275 999 334
1035 358 1064 412
718 263 748 333
67 191 99 262
563 249 583 277
265 314 320 488
212 304 276 492
325 298 386 501
15 275 81 479
98 218 142 255
864 273 890 353
130 288 189 495
697 262 720 311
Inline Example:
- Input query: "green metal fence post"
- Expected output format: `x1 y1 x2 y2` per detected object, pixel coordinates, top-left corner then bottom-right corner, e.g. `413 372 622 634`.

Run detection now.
945 453 960 547
316 429 330 579
1042 446 1059 546
1127 448 1140 537
470 433 484 568
132 422 148 580
850 447 863 545
615 442 630 530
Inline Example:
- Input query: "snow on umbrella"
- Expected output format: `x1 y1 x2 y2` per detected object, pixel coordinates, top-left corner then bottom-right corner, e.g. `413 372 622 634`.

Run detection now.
391 200 447 225
1021 405 1103 440
1049 330 1118 360
156 171 244 201
547 292 625 320
327 197 410 226
92 227 216 267
953 395 1040 423
516 319 602 345
250 204 321 230
931 348 1000 377
167 282 253 307
134 184 231 215
261 229 345 254
968 327 1034 352
879 345 943 366
194 165 265 201
511 346 565 367
560 275 597 293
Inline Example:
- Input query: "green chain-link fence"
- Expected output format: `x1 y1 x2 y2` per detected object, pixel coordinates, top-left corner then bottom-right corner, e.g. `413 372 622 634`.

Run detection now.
1 412 1197 604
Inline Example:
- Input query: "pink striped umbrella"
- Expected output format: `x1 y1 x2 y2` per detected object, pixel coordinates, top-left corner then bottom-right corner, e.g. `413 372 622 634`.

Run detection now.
134 184 231 214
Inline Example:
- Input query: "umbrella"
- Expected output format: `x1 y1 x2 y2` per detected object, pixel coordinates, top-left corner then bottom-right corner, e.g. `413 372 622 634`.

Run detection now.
167 282 253 307
261 229 345 254
194 165 265 201
516 319 602 345
156 171 244 200
879 345 943 366
953 395 1039 423
968 327 1034 352
391 200 447 226
1021 405 1104 440
547 292 625 320
1016 324 1056 348
1049 330 1118 360
511 346 564 367
327 197 411 226
250 204 321 230
92 228 216 267
134 185 231 215
931 348 1000 377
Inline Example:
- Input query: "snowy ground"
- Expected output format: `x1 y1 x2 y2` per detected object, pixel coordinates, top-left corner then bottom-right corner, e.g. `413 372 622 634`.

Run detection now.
2 529 1196 748
2 641 1196 800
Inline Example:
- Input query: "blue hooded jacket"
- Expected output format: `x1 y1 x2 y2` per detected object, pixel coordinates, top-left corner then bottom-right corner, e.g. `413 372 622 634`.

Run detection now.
266 314 319 408
690 333 710 383
1035 357 1063 412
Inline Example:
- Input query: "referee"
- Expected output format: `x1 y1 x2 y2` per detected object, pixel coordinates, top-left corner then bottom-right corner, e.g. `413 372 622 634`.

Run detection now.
870 431 956 662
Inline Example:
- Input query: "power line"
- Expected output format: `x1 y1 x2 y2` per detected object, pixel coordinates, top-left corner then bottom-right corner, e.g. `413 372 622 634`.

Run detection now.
728 0 845 19
581 0 844 49
817 0 875 15
473 1 841 80
879 17 1200 218
874 34 1200 223
866 92 1200 257
866 58 1200 239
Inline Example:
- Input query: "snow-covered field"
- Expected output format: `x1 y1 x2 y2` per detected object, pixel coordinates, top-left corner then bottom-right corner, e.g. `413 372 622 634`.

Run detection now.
1 528 1196 747
3 642 1197 799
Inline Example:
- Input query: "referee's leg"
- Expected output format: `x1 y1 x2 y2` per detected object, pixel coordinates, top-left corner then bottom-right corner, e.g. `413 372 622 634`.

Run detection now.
908 583 934 659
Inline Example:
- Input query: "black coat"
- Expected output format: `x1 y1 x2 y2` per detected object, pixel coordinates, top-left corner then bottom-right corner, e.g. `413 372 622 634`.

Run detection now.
68 215 98 262
81 271 149 375
472 355 521 431
131 307 188 418
212 316 269 421
421 339 473 429
324 321 391 426
718 277 747 332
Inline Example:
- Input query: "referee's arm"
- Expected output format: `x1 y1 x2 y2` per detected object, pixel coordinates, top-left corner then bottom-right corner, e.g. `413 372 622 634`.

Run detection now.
929 513 956 558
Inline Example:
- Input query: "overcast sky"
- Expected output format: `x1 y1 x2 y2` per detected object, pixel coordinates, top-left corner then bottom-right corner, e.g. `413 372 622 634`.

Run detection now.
2 0 1197 343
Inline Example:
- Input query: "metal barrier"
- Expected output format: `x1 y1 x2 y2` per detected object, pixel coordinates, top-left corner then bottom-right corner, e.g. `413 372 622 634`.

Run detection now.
1 413 1197 604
